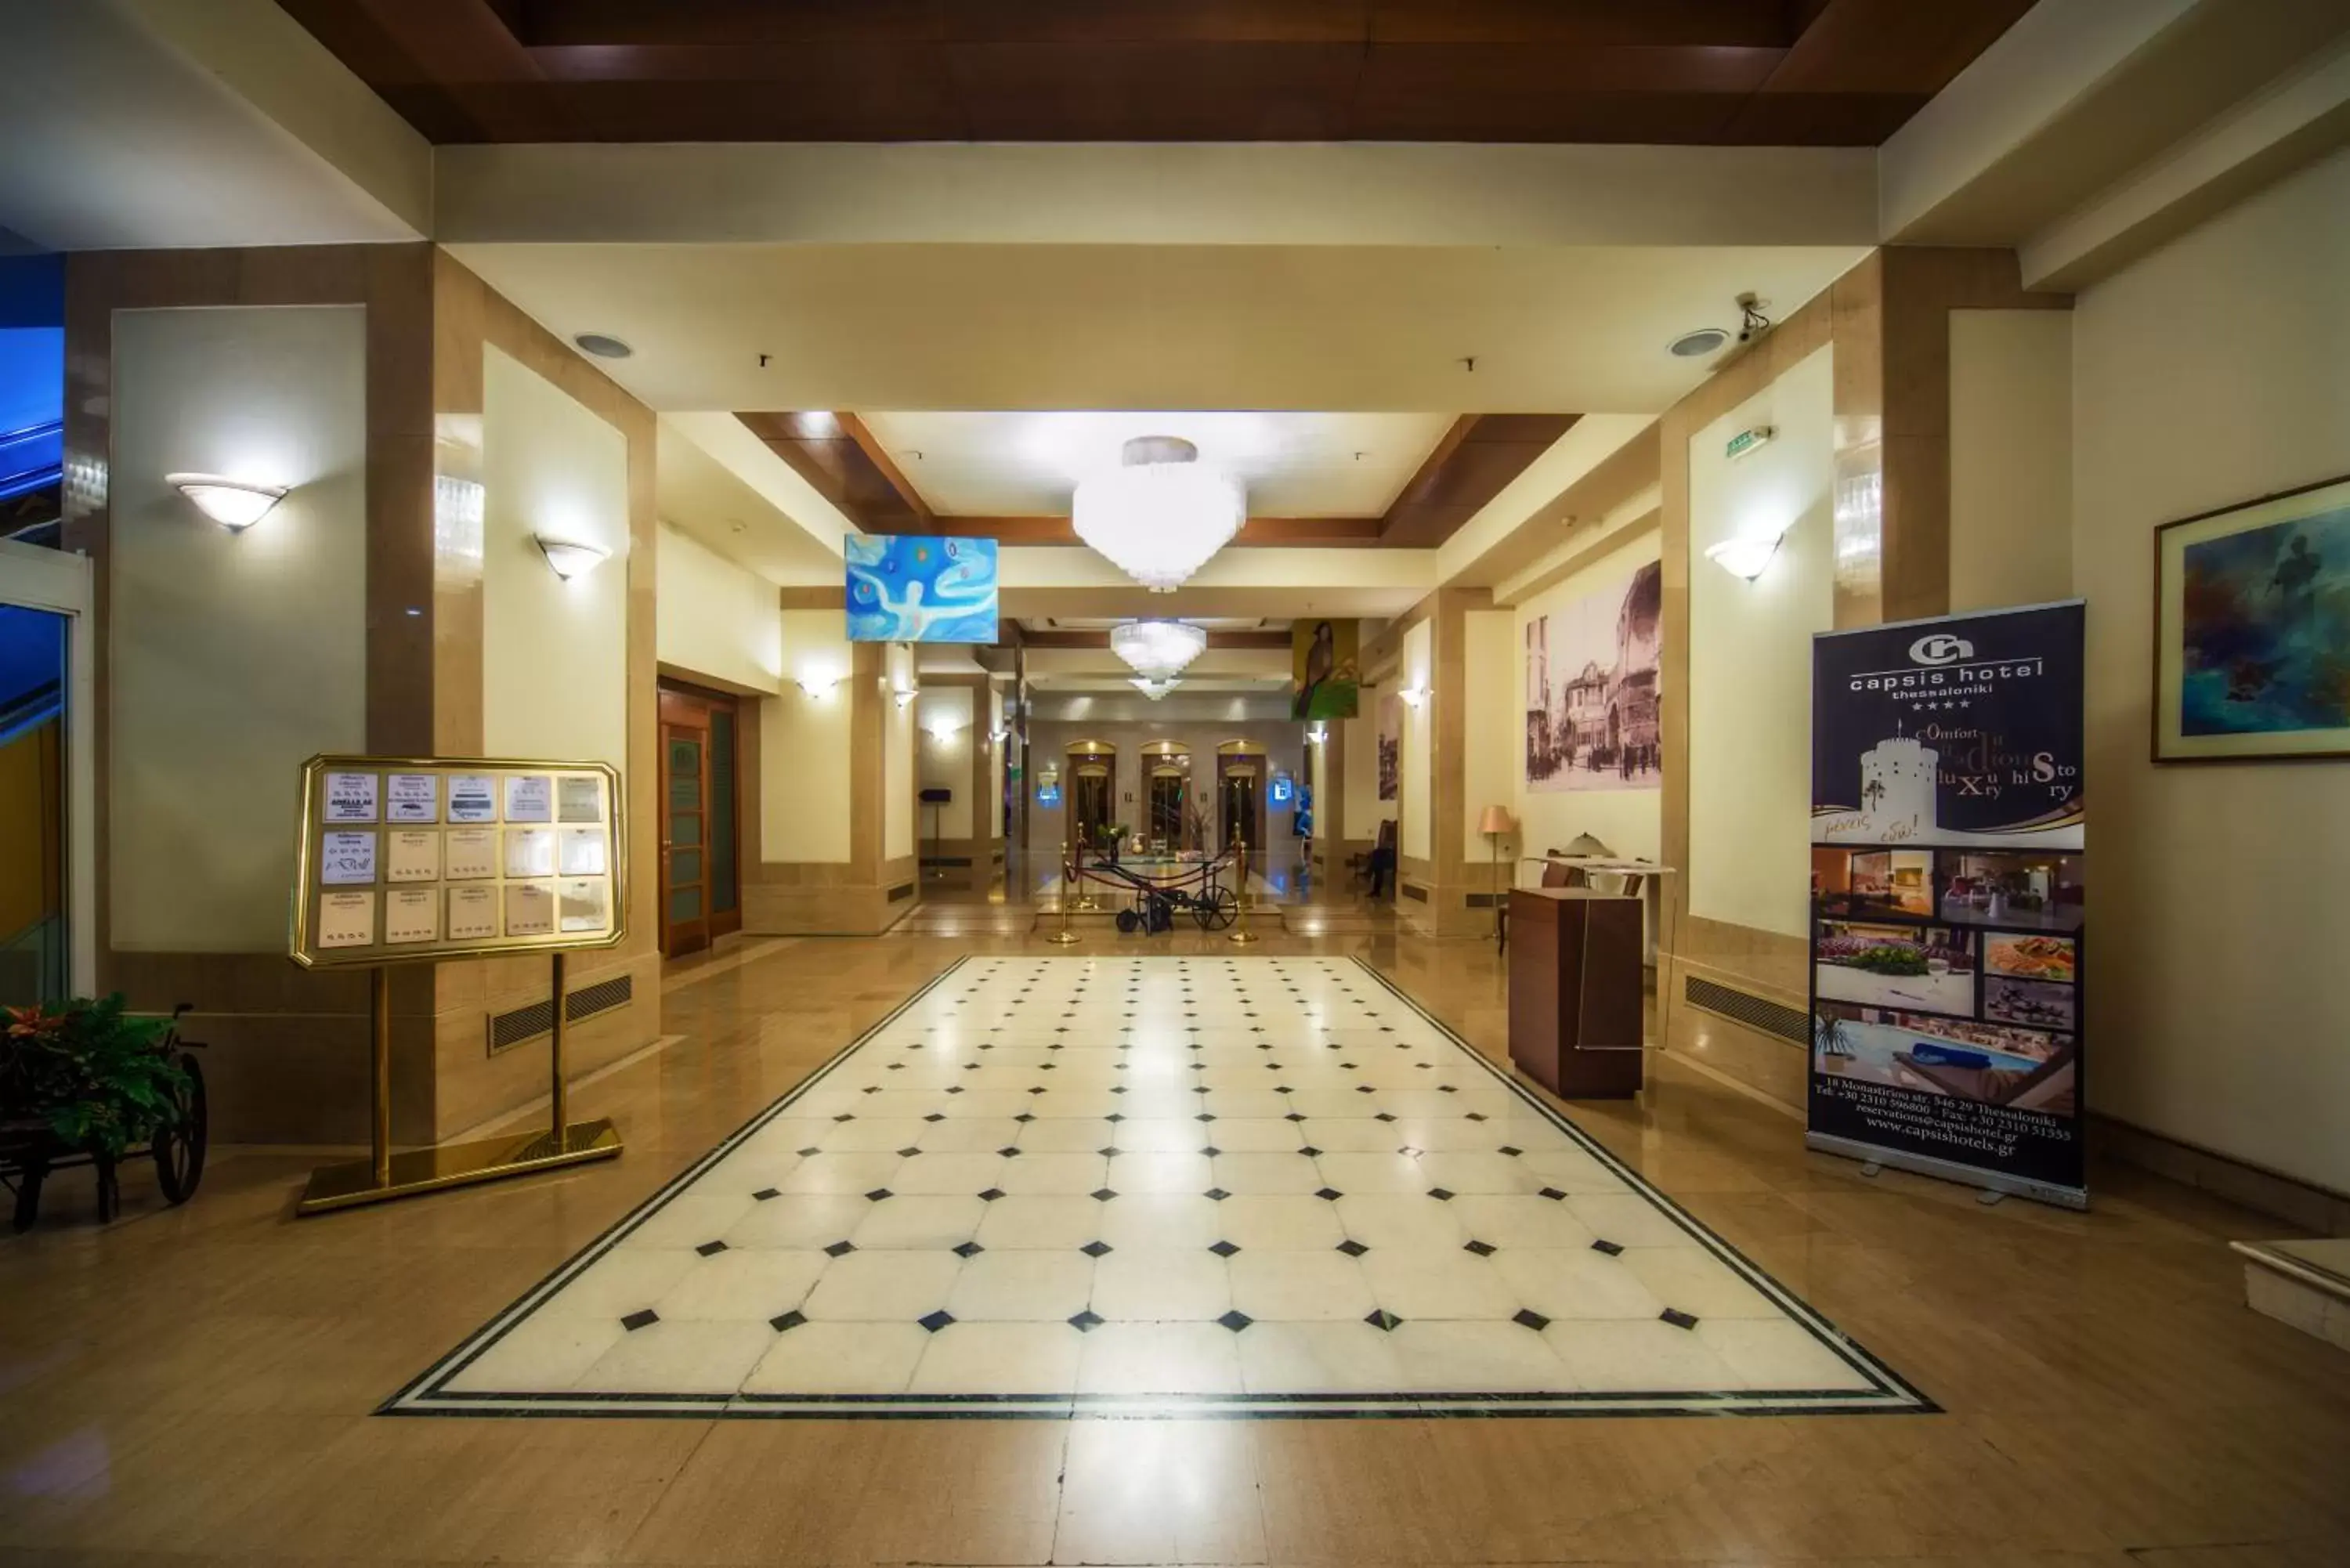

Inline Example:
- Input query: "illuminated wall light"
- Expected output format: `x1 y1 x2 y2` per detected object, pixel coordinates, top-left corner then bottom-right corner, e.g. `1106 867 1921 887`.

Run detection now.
434 475 485 562
533 534 610 581
926 717 963 744
167 472 287 532
894 688 916 710
1398 686 1430 708
1703 523 1790 582
795 669 841 699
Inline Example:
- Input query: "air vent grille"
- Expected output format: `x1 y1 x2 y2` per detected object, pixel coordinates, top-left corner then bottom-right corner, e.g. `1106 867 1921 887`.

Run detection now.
1683 976 1807 1044
488 974 634 1056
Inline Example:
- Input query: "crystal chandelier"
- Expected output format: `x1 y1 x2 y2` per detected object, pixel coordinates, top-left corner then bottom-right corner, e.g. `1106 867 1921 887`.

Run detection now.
1110 618 1207 681
1071 435 1245 591
1129 677 1180 700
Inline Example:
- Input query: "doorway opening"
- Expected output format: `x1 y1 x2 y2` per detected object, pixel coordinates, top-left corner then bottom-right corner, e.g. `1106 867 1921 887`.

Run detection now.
657 682 742 959
1065 740 1115 856
1142 739 1191 852
1216 739 1268 857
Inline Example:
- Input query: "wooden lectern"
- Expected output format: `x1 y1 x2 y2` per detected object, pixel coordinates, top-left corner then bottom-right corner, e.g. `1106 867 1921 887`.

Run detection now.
1507 887 1645 1098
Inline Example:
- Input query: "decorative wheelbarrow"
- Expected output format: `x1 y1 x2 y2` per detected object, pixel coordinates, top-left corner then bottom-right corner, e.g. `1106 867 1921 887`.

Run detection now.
1 1003 208 1230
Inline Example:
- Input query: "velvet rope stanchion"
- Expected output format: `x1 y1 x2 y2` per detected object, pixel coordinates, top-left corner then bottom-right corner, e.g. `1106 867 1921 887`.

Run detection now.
1047 855 1081 945
1227 830 1260 945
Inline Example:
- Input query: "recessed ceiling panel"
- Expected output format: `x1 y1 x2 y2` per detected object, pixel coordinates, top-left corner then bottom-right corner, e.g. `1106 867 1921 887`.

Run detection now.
857 411 1456 518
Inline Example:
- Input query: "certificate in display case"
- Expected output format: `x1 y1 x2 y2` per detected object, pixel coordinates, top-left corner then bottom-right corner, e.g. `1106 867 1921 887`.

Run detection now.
290 756 626 968
287 753 630 1215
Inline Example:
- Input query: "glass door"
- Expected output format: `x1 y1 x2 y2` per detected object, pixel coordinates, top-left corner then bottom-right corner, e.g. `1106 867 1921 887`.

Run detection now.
1220 766 1260 854
1070 766 1112 854
1148 768 1187 850
657 684 743 959
662 715 709 959
0 604 67 1004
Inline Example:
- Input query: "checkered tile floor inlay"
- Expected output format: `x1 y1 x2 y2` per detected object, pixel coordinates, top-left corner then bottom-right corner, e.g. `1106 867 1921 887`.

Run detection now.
387 958 1928 1418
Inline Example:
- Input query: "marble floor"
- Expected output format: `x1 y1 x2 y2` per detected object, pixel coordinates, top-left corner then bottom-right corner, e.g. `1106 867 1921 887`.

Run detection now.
396 957 1919 1417
4 925 2348 1567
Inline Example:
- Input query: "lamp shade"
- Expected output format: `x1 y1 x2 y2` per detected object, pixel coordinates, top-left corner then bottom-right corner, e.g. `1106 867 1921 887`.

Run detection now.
1478 805 1514 836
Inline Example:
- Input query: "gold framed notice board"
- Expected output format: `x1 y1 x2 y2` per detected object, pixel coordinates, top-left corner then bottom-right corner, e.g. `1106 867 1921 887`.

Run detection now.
291 755 627 967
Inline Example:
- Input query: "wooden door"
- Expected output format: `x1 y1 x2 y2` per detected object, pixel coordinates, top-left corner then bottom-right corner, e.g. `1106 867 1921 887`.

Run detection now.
661 703 710 959
658 685 743 959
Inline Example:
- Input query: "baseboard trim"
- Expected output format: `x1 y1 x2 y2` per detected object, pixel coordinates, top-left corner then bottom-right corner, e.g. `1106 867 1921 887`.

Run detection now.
2092 1115 2350 1236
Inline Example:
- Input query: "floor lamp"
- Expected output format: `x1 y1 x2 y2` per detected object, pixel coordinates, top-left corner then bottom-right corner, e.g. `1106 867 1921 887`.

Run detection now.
1479 805 1514 944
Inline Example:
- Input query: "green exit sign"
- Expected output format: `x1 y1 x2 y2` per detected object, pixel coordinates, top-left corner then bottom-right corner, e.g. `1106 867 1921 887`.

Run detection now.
1725 425 1776 461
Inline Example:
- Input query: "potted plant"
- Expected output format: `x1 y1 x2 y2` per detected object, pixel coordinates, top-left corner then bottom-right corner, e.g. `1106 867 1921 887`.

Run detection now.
2 995 186 1165
1096 822 1129 864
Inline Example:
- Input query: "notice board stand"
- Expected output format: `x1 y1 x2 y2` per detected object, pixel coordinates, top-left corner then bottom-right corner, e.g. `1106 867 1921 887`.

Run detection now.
286 754 629 1216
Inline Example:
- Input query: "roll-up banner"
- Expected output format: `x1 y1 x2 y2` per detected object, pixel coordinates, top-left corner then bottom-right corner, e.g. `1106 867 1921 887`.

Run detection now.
1806 602 2087 1209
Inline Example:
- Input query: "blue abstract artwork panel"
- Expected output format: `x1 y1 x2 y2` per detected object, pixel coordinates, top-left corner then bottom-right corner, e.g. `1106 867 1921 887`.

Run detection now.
844 535 998 643
2179 503 2350 736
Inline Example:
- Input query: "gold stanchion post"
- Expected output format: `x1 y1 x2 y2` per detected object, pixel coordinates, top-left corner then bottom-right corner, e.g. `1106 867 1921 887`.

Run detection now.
1227 832 1260 945
548 949 569 1152
370 964 392 1187
1047 855 1082 945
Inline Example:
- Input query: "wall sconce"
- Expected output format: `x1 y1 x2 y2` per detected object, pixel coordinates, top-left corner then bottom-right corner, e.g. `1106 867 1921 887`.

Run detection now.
168 473 287 532
894 688 916 710
1307 724 1328 744
1704 523 1790 582
1398 685 1430 708
533 534 610 581
796 670 841 699
926 718 962 744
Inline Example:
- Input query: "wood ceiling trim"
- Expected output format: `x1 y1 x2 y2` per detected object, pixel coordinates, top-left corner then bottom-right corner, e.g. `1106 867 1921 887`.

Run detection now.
839 412 934 526
280 0 2037 146
736 410 931 533
1375 412 1580 549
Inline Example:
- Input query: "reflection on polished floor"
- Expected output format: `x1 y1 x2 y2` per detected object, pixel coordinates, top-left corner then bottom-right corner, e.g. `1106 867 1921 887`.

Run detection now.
398 957 1918 1416
3 928 2348 1566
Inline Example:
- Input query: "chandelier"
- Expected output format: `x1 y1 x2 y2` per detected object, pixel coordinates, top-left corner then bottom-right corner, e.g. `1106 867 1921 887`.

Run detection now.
1129 677 1180 700
1071 435 1245 591
1110 618 1207 681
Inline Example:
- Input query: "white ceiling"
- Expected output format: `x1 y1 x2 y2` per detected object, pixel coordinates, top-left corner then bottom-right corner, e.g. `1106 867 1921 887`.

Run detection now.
859 411 1454 516
656 421 846 583
0 0 421 251
444 241 1866 414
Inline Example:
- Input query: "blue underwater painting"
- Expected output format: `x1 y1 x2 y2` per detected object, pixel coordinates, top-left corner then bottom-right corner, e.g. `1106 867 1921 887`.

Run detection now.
2178 503 2350 736
844 535 998 643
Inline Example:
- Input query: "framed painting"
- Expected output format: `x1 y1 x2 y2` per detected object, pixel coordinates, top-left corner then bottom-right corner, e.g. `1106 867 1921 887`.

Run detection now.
2154 475 2350 763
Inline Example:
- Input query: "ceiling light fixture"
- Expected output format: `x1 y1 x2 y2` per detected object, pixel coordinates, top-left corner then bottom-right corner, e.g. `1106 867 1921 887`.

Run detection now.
1668 327 1730 359
1109 619 1208 681
1071 435 1245 592
573 333 633 359
533 535 611 581
1130 677 1180 700
1704 523 1791 582
167 473 286 532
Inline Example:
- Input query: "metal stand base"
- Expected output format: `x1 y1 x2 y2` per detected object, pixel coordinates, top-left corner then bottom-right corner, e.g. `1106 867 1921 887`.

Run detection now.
297 1117 621 1216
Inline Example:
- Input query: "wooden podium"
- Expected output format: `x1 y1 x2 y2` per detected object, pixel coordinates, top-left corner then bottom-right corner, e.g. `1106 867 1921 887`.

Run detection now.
1508 888 1645 1098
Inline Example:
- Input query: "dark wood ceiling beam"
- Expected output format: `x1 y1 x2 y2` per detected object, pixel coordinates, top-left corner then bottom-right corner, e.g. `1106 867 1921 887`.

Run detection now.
1375 413 1580 548
839 413 934 526
287 0 2034 145
736 410 931 533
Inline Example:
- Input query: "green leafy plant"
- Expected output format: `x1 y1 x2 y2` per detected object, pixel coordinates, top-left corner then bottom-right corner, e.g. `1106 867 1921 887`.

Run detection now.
2 995 185 1159
1849 944 1929 977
